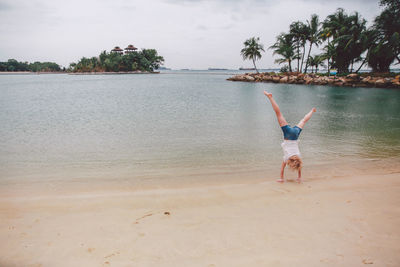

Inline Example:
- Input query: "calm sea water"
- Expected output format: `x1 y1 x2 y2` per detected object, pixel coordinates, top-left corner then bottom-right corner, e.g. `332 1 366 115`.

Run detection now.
0 73 399 184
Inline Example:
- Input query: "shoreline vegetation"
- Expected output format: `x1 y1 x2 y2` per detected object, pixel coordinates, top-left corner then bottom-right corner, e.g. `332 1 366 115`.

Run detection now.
0 70 159 75
68 45 164 73
0 44 164 74
0 60 63 72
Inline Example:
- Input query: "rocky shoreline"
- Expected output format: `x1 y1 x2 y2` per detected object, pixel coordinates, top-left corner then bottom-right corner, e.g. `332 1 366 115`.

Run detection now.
227 72 400 89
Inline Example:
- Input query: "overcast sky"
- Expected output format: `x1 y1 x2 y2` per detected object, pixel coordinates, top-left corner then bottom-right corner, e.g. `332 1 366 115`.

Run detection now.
0 0 381 69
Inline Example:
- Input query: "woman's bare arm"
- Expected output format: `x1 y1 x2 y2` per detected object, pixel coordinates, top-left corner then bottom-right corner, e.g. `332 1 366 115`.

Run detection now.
278 161 286 182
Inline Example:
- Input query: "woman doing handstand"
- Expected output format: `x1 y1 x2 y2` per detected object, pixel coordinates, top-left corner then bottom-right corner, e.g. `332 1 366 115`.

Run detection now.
264 91 316 183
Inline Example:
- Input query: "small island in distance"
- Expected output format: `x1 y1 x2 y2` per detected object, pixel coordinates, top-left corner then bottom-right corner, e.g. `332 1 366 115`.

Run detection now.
69 45 164 74
0 44 165 74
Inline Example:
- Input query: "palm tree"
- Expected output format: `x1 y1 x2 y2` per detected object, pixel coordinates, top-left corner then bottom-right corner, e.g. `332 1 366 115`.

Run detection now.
304 14 322 73
341 12 367 72
323 8 368 73
320 27 333 74
324 8 349 73
320 40 336 75
269 33 296 72
240 37 265 73
367 0 400 72
289 21 308 72
354 30 374 73
308 55 325 73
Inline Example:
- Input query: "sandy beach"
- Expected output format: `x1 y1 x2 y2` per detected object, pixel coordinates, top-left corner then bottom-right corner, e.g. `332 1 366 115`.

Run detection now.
1 163 400 267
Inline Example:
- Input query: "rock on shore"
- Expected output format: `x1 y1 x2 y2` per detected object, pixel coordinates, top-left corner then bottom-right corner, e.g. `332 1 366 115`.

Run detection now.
227 72 400 89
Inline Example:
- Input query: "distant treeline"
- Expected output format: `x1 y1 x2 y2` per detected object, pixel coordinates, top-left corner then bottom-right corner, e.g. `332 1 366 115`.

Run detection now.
0 59 62 72
69 49 164 73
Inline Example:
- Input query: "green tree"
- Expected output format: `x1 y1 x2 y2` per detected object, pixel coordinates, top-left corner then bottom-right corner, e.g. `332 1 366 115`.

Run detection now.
354 29 376 73
320 27 333 74
308 55 325 73
320 40 336 74
341 12 367 72
304 14 322 73
290 21 308 72
104 53 122 72
367 0 400 72
269 33 296 72
0 59 60 72
74 57 98 72
240 37 265 73
141 49 164 71
99 51 108 66
69 48 164 73
323 9 369 73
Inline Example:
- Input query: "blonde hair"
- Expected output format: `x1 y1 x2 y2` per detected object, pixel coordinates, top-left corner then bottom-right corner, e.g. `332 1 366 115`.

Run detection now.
287 155 302 171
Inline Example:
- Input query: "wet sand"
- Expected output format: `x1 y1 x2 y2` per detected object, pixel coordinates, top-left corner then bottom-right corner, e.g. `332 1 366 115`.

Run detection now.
1 162 400 267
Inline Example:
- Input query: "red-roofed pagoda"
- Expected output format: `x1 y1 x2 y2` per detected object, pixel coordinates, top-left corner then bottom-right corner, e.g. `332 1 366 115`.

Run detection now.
111 46 124 54
124 44 138 53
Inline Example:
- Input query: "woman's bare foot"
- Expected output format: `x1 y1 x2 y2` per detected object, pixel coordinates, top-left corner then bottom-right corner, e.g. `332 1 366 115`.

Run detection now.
264 91 272 98
296 178 302 183
276 178 284 183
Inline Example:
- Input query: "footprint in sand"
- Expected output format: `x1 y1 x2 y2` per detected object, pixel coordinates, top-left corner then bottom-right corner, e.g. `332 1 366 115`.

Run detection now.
362 259 373 264
87 248 95 253
133 213 153 224
105 251 120 258
133 211 171 225
272 188 291 194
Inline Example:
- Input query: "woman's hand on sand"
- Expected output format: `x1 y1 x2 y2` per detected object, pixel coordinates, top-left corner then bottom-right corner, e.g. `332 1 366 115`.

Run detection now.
264 91 272 98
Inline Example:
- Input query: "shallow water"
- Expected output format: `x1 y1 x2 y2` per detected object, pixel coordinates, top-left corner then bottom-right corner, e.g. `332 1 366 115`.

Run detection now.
0 73 399 184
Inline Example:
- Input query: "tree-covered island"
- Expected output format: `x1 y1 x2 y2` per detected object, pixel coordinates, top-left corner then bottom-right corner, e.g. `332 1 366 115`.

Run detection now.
0 59 62 72
0 45 164 73
68 45 164 73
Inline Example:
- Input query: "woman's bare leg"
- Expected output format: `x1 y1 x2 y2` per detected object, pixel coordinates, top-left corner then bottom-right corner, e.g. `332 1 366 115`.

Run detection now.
264 91 288 127
296 108 317 129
